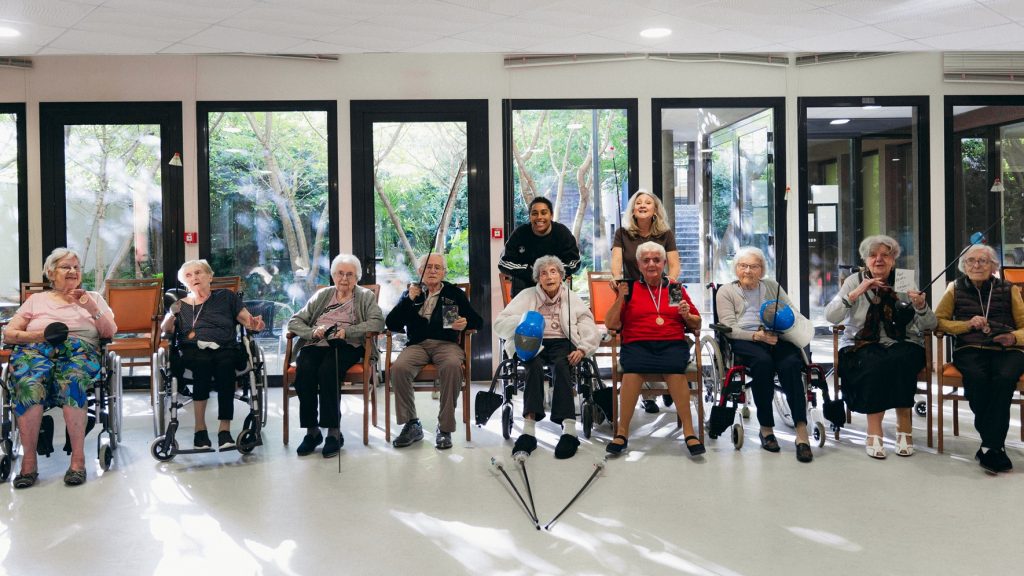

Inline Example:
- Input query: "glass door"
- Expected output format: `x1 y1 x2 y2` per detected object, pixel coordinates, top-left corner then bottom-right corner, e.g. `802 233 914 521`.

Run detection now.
351 101 490 378
39 103 184 292
653 99 785 315
0 104 26 320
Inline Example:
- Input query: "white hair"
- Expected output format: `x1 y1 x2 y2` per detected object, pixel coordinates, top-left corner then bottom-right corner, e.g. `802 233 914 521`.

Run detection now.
330 254 363 281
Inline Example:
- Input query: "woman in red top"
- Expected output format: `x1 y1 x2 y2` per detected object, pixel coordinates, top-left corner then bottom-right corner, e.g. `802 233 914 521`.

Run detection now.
605 241 705 457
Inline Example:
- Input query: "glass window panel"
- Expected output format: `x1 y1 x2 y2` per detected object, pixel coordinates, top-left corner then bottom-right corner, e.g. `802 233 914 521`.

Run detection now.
1000 121 1024 263
0 112 19 318
207 110 330 307
64 124 162 292
372 121 469 314
510 107 630 295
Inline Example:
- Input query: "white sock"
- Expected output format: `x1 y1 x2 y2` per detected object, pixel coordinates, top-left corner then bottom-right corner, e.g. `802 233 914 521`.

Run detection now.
562 420 577 437
523 418 536 436
981 446 990 454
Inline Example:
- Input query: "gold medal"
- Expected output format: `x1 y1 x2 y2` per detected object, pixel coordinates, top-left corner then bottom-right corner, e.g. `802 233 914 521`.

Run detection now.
655 317 665 326
982 325 992 334
79 295 89 304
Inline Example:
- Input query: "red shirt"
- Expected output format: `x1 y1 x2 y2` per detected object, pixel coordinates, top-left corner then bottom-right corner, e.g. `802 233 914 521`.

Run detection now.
620 279 699 344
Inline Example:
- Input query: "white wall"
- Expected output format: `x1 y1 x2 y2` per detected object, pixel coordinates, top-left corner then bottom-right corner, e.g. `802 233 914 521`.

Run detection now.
2 52 1024 331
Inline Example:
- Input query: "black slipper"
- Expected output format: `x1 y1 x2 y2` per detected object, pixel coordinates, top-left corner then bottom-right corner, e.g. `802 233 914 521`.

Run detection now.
13 471 39 489
684 435 706 456
554 434 580 459
796 442 813 463
605 434 628 455
512 433 537 457
759 431 781 453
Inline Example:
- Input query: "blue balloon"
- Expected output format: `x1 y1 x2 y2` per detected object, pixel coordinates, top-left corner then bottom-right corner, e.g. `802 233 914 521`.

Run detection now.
760 300 795 332
514 310 545 361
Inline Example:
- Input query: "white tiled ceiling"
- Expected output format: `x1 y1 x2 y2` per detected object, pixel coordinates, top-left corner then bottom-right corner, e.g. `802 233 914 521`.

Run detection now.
1 0 1023 56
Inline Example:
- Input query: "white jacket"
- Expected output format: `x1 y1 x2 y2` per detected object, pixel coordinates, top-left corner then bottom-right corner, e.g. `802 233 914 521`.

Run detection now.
494 284 601 358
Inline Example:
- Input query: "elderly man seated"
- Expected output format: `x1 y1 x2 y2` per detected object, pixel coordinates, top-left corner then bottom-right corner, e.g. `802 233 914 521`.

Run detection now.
387 253 482 450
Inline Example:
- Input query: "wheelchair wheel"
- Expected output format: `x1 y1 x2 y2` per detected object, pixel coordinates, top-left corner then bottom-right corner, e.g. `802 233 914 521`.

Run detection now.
914 400 927 417
152 351 167 437
501 404 513 440
581 402 593 439
150 436 177 462
0 454 10 482
731 423 744 450
699 336 724 426
236 429 259 455
814 421 827 448
99 443 113 471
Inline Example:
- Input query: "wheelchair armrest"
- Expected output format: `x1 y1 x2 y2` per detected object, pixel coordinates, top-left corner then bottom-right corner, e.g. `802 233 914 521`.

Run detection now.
710 323 732 334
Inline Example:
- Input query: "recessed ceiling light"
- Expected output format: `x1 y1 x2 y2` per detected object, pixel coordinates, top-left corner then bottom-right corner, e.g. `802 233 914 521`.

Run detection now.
0 26 21 38
640 27 672 39
830 118 850 125
862 105 882 110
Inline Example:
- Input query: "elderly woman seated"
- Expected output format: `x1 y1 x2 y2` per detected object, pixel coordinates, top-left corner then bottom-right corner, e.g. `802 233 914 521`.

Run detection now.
935 243 1024 473
160 259 265 453
5 247 117 488
604 241 705 457
824 235 935 459
716 246 814 462
494 255 600 460
287 254 384 458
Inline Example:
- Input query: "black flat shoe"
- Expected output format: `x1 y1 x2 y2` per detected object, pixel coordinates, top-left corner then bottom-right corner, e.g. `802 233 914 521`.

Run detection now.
296 431 323 456
796 442 813 463
642 399 660 414
759 432 781 453
605 434 628 456
684 435 706 456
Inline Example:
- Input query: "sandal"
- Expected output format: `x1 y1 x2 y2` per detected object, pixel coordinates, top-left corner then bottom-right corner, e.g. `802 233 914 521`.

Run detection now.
865 434 886 459
759 431 781 453
684 435 706 456
13 470 39 489
605 434 628 456
895 432 914 457
63 468 87 487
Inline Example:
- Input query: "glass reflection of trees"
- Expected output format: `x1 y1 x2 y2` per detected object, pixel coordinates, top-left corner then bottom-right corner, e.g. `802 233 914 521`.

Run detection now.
207 111 330 307
372 122 468 313
65 124 162 292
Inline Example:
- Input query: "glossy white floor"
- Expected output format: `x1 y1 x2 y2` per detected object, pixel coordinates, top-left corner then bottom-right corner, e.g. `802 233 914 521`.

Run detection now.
3 385 1021 576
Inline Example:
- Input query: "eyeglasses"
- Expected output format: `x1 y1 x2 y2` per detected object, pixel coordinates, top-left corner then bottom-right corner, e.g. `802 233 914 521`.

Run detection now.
964 258 993 267
57 265 81 272
737 263 762 271
334 272 357 279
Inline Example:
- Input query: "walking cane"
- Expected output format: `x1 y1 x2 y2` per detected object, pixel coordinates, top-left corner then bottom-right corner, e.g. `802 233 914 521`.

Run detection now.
490 457 540 528
544 457 607 530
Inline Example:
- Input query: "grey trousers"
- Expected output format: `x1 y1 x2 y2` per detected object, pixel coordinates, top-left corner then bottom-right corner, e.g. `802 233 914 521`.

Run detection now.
391 339 466 433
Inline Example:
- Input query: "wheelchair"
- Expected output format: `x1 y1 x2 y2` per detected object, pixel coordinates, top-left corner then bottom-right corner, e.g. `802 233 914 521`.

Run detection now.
481 351 608 441
0 340 123 482
149 324 268 461
700 282 830 450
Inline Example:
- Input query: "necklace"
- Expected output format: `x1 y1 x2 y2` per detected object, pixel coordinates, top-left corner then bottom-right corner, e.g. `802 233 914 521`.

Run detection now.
645 279 665 326
187 297 206 340
974 281 994 334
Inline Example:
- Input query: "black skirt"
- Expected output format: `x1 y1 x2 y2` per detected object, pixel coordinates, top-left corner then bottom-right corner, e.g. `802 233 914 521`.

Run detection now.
837 341 924 413
620 340 690 374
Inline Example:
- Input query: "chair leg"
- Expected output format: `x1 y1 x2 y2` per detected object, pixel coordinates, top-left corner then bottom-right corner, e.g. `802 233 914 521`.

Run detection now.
925 384 933 448
937 385 945 454
385 375 392 443
463 371 471 442
953 397 959 436
362 379 370 446
283 384 290 445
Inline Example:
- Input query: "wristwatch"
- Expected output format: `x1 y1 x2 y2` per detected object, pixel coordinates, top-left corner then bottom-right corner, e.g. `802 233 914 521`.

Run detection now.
92 311 103 320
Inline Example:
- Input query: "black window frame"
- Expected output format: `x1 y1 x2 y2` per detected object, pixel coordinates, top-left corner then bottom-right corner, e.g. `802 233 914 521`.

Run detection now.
0 102 28 285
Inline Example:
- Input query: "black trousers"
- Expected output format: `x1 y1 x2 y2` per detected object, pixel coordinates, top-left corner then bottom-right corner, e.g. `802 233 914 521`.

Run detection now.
953 348 1024 449
730 339 807 428
838 341 924 414
179 346 237 421
294 343 364 429
522 338 576 425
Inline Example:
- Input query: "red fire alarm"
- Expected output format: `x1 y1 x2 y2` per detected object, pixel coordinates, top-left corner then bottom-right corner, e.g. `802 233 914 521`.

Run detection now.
491 227 503 239
184 232 198 244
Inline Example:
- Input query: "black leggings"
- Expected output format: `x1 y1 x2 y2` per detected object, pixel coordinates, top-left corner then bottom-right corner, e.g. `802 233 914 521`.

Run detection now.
730 339 807 428
178 346 237 421
954 348 1024 449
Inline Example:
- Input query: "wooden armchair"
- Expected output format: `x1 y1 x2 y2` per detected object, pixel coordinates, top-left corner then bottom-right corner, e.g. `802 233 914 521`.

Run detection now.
384 283 474 443
281 285 381 446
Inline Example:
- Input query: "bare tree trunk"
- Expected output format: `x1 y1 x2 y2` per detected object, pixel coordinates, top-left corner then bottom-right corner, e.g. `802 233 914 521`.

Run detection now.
308 200 330 292
374 174 418 267
434 157 467 252
511 110 548 209
549 127 578 220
